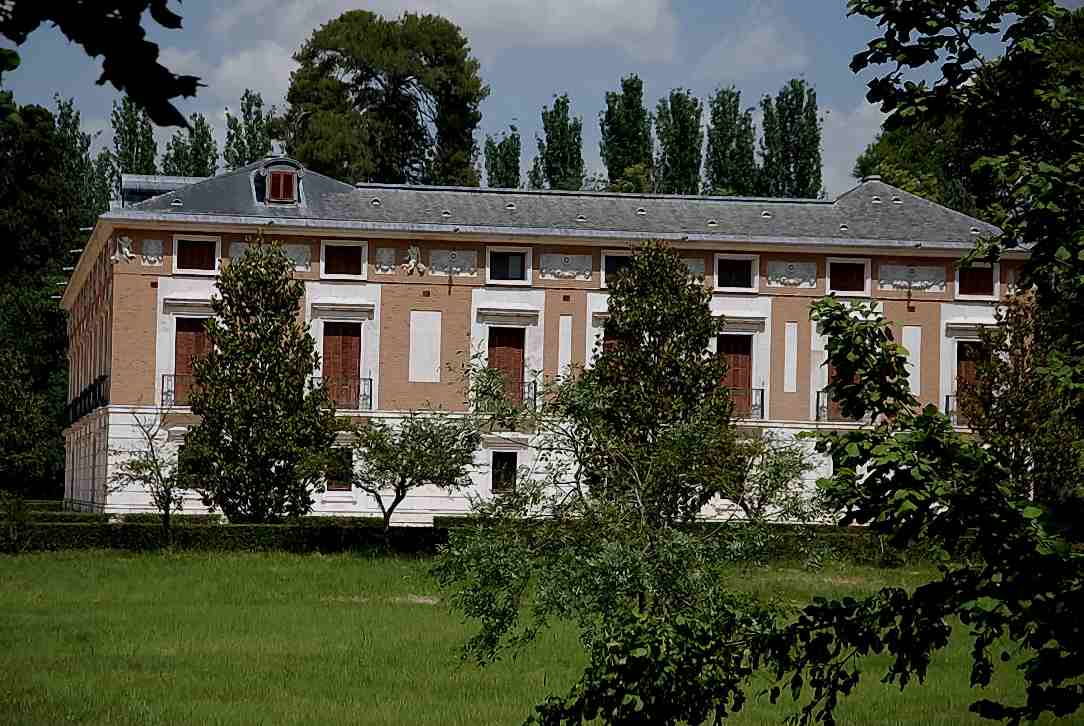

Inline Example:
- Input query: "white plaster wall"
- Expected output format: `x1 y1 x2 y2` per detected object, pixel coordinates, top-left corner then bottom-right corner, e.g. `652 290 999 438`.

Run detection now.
585 292 609 366
939 301 998 407
306 281 382 408
155 276 218 406
64 410 110 511
709 295 773 418
470 287 546 377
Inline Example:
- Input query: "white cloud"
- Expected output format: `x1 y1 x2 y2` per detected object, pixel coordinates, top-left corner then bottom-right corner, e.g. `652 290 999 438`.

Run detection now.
695 3 808 83
820 100 885 197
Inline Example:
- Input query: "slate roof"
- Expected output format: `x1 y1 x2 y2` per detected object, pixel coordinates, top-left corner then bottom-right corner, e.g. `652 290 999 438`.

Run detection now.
115 157 1000 250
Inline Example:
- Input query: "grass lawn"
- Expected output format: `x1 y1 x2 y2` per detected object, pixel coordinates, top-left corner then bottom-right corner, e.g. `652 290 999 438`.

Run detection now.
0 552 1059 725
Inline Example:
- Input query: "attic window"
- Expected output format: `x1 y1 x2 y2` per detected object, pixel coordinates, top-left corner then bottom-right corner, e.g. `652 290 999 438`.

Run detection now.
268 170 297 203
839 223 849 233
871 195 882 204
441 209 452 218
761 210 772 219
370 197 382 207
970 226 981 235
170 199 183 208
505 202 517 211
576 214 587 222
636 207 646 216
892 196 902 204
707 219 718 227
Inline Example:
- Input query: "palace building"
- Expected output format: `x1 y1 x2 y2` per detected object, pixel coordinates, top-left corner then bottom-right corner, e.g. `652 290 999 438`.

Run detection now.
62 157 1012 519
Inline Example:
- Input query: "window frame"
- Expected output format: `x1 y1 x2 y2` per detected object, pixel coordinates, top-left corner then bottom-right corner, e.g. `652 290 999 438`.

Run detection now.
173 234 221 276
485 245 533 286
713 253 760 293
954 261 1000 301
826 256 871 297
267 170 298 204
324 447 354 492
490 450 518 494
601 250 634 289
320 239 369 281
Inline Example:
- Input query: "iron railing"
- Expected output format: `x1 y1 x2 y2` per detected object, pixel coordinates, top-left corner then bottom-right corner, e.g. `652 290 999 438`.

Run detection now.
65 375 110 425
478 372 539 411
161 374 199 407
312 377 373 411
815 389 871 424
728 388 765 420
944 395 968 426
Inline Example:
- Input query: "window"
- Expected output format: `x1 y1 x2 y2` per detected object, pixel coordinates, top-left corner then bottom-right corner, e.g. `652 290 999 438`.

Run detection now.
322 322 362 409
491 451 517 494
268 170 297 203
714 254 759 291
488 327 525 403
175 237 219 273
172 317 209 405
487 247 532 284
827 258 870 296
325 449 353 492
957 263 997 299
321 240 367 279
602 251 633 287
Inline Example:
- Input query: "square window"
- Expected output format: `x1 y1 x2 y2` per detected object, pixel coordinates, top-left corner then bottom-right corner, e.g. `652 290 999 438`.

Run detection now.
176 238 218 272
325 449 353 492
490 251 527 281
268 171 296 203
491 451 517 494
716 257 755 289
828 260 868 294
603 253 632 286
324 244 364 277
958 266 994 297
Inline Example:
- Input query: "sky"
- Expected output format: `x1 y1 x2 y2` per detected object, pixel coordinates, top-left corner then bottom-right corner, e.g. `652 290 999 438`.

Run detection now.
0 1 1035 197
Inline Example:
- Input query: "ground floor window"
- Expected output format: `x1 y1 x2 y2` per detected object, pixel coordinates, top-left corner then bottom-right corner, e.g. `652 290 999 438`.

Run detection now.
491 451 517 494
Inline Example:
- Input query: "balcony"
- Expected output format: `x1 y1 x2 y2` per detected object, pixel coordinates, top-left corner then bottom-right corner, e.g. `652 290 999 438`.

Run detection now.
728 388 765 420
313 377 373 411
477 372 539 412
945 395 968 426
161 374 199 407
65 375 110 425
815 389 871 424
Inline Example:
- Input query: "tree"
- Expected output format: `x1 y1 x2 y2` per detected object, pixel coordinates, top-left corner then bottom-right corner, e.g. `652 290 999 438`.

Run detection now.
599 74 653 191
349 411 480 542
530 94 584 191
224 89 273 170
436 242 768 725
161 113 218 177
0 2 201 126
654 89 703 195
704 86 758 196
110 412 186 545
110 96 157 181
758 79 821 198
182 242 339 523
281 10 488 185
483 126 521 188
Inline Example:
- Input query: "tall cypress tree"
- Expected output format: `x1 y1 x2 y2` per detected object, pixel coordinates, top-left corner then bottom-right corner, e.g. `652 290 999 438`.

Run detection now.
654 89 703 195
600 74 653 191
704 86 757 196
758 79 822 198
530 94 584 191
484 125 521 188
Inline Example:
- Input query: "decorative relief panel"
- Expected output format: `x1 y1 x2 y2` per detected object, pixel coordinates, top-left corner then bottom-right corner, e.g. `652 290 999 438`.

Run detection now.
878 264 946 292
539 253 592 280
284 244 311 272
141 239 163 266
373 247 397 274
683 258 706 280
766 260 817 288
430 249 477 277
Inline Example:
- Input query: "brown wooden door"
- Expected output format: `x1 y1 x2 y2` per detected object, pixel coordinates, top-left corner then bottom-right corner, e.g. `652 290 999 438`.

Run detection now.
174 318 209 404
827 361 851 422
488 327 526 403
957 341 983 391
719 335 753 415
323 322 362 408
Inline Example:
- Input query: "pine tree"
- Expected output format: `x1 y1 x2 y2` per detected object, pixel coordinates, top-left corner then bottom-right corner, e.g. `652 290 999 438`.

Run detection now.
600 74 653 191
704 86 757 196
655 89 703 195
162 112 218 177
758 79 822 198
530 94 584 191
484 125 521 188
224 89 273 170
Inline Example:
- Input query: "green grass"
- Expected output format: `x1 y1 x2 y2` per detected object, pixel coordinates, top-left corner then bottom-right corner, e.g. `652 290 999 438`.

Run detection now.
0 552 1058 725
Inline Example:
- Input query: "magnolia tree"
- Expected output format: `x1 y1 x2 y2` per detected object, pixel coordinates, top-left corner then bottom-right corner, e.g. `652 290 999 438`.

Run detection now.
183 242 338 523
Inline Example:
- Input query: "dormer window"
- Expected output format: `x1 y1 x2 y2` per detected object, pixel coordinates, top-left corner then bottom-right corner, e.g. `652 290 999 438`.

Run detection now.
268 170 297 203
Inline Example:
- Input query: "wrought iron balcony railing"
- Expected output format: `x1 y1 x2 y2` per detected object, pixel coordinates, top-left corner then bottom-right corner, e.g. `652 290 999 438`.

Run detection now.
815 389 871 424
728 387 765 420
944 394 968 427
161 374 199 407
65 375 110 425
477 371 539 412
312 376 373 411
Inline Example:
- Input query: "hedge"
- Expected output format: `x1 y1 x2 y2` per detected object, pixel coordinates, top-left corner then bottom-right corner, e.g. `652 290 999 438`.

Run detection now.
25 500 64 512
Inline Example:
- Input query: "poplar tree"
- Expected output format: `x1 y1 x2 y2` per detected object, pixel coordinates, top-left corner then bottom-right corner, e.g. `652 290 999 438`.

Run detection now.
599 74 653 191
110 96 157 177
484 125 521 188
224 89 273 170
529 94 584 191
162 112 218 177
655 89 703 195
704 86 757 196
757 79 821 198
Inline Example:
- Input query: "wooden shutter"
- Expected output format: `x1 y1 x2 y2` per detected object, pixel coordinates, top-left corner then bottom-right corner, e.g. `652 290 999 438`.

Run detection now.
830 262 866 292
826 360 856 421
177 239 216 271
325 245 363 276
719 334 752 415
269 172 283 201
323 322 362 408
488 327 525 403
957 341 983 390
174 318 209 404
959 267 994 296
280 172 295 201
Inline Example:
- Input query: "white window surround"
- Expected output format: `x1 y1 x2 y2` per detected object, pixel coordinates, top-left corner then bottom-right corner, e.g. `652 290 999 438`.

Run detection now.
320 239 369 281
714 253 760 293
485 246 533 286
173 234 221 276
601 249 634 288
954 261 1000 301
826 256 872 297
